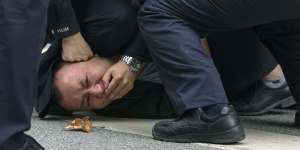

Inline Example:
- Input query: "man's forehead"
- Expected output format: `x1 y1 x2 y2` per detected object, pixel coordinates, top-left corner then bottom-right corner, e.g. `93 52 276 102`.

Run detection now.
56 76 82 104
61 73 79 83
59 75 83 96
57 65 82 83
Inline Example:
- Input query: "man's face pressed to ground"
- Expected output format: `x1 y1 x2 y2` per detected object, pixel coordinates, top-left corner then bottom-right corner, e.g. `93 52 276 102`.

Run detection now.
54 56 113 111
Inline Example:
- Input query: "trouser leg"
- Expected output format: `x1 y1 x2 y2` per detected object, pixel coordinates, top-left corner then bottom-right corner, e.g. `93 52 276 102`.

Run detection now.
256 20 300 107
0 0 48 149
152 0 300 33
139 0 300 114
139 2 229 115
207 29 277 97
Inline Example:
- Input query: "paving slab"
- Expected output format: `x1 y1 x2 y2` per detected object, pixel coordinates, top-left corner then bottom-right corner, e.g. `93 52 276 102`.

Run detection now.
27 109 300 150
27 113 221 150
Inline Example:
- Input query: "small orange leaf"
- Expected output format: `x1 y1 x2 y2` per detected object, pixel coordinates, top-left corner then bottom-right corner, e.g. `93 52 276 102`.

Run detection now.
65 116 92 133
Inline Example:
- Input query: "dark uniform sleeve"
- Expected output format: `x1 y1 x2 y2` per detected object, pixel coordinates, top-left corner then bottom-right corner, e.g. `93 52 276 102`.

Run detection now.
48 0 80 39
122 32 151 62
122 0 151 62
49 0 150 62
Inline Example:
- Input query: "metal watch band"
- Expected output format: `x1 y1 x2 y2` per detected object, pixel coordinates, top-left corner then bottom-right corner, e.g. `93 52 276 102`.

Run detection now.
121 56 144 72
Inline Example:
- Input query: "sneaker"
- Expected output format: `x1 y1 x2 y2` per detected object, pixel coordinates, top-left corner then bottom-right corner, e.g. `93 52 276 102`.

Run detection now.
231 82 295 116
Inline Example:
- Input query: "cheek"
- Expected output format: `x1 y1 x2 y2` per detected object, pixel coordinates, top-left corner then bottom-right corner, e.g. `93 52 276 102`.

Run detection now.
96 65 109 74
60 99 79 110
93 70 103 77
90 69 106 81
95 62 110 74
90 97 111 109
88 61 110 79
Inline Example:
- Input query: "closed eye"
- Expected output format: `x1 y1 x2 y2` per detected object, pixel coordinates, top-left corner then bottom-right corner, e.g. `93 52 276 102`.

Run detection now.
85 73 89 88
80 78 85 89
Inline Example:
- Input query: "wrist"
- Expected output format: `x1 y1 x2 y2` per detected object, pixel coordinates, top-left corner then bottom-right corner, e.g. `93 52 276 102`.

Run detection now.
62 32 82 43
120 55 145 73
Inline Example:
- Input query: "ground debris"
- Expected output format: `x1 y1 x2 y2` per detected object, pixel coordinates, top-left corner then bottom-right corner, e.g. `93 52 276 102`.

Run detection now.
65 116 92 133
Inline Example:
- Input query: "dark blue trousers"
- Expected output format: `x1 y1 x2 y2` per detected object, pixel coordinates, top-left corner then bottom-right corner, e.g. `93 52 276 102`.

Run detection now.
208 29 278 97
138 0 300 115
0 0 48 149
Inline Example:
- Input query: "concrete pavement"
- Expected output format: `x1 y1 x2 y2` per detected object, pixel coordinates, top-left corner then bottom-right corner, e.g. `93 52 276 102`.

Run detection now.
27 109 300 150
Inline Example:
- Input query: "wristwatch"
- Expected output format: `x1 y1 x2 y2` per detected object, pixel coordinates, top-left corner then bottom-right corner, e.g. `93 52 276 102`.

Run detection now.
120 55 145 73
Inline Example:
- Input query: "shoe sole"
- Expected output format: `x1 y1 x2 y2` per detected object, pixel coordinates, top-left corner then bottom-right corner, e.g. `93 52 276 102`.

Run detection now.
238 96 295 116
152 125 245 144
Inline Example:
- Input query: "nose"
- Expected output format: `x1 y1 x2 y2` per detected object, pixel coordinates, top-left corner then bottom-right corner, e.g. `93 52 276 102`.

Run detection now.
88 83 104 97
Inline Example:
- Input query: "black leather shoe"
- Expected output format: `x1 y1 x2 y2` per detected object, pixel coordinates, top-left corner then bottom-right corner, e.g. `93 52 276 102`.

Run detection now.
295 111 300 128
231 82 295 116
19 134 44 150
152 105 245 144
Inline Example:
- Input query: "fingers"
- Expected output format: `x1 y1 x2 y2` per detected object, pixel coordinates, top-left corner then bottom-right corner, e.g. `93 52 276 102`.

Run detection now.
114 82 134 100
104 73 122 97
62 32 94 62
102 70 113 89
101 62 137 101
108 78 134 100
102 72 134 101
62 40 94 62
62 56 88 62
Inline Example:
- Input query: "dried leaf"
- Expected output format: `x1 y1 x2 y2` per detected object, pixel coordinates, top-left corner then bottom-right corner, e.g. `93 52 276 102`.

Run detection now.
65 116 92 133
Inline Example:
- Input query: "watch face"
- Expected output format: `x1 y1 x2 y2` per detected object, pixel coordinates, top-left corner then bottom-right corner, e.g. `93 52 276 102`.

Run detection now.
129 59 141 72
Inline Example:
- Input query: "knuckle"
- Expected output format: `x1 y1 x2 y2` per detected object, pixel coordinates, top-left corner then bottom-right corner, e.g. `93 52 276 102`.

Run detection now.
123 80 129 85
83 56 88 60
128 86 134 91
130 84 134 89
110 95 115 100
106 89 112 94
115 75 123 80
74 58 81 62
128 82 134 87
